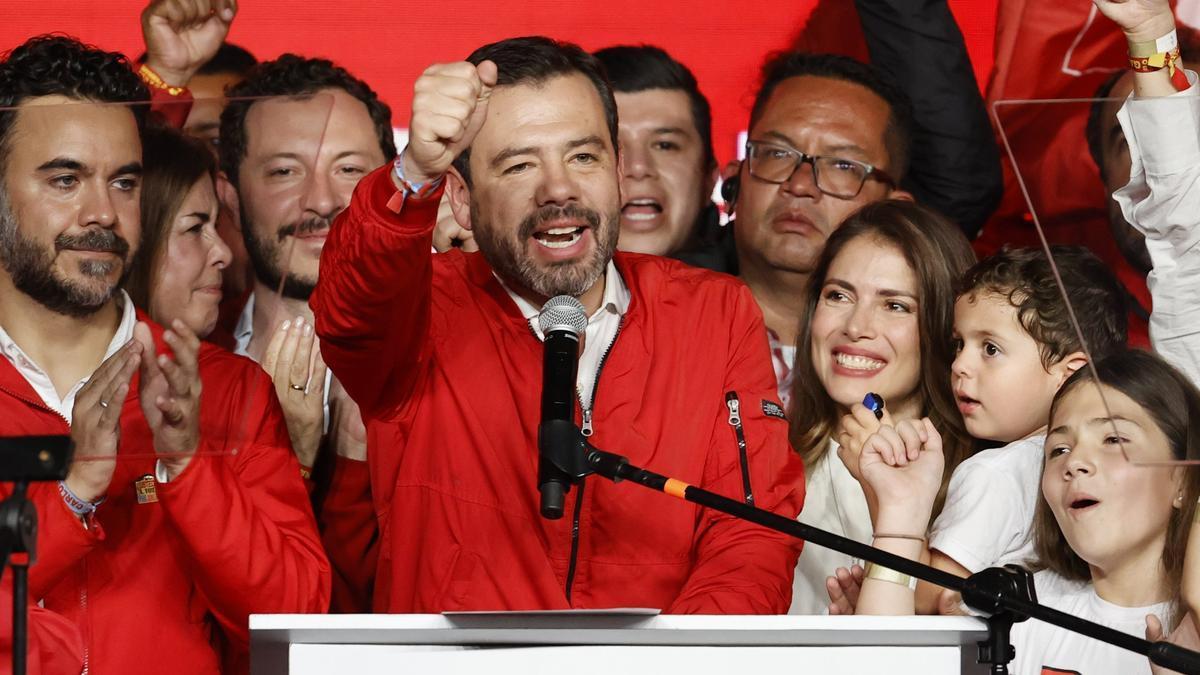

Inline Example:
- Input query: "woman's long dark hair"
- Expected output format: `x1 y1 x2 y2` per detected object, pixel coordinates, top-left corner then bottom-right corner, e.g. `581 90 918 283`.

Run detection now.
788 200 976 512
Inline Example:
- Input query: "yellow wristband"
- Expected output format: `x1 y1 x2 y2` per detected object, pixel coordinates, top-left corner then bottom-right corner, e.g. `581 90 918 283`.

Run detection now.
138 63 186 97
864 562 918 591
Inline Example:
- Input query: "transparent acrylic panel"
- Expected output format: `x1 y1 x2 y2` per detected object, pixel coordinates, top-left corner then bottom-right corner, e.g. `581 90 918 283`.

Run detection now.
993 91 1200 466
0 92 335 468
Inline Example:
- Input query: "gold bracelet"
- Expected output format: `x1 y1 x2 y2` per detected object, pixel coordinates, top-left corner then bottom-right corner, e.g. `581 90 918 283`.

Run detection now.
864 562 918 591
138 63 186 97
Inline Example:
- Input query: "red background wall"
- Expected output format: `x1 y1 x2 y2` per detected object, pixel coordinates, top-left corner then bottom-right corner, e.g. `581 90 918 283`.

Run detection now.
0 0 998 166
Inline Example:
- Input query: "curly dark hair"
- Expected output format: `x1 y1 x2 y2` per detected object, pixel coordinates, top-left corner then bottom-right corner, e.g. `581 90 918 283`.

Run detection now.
219 54 395 186
0 35 149 167
956 246 1128 368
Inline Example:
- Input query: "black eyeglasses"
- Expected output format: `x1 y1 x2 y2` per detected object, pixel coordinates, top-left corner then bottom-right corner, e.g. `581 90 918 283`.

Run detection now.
744 140 895 199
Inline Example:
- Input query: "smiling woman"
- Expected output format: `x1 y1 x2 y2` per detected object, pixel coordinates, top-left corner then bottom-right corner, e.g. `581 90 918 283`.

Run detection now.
786 199 976 614
125 124 231 337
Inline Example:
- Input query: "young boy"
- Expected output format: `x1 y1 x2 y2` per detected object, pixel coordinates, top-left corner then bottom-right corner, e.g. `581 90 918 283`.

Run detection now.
914 246 1129 613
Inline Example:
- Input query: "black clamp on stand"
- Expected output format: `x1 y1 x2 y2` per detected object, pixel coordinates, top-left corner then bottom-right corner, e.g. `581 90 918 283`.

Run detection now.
962 565 1037 673
539 423 1200 675
0 436 73 675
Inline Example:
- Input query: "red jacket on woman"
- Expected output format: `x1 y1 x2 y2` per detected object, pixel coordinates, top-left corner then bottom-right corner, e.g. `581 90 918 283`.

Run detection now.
312 166 806 614
0 314 330 674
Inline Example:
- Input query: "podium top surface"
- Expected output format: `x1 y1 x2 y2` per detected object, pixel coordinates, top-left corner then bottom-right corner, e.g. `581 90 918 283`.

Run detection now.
249 613 989 647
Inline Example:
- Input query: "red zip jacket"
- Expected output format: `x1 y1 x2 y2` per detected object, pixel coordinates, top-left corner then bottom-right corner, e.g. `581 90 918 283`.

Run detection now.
312 166 806 614
0 313 330 674
0 597 83 675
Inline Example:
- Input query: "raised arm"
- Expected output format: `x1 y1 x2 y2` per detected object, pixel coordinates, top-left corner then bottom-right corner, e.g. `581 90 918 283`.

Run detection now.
855 0 1002 237
310 60 496 418
1104 0 1200 386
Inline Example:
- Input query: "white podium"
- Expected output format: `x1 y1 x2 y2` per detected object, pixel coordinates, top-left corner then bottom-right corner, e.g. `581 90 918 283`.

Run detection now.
250 613 991 674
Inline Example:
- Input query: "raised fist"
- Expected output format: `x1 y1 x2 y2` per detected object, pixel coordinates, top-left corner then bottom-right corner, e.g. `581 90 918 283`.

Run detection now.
141 0 238 87
402 60 499 186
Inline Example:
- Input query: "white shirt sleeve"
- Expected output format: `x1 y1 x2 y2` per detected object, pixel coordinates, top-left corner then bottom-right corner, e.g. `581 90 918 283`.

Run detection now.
1114 70 1200 386
928 453 1029 574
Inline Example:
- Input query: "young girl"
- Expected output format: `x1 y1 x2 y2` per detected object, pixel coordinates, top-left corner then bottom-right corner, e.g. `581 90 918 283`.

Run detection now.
854 349 1200 674
787 199 976 613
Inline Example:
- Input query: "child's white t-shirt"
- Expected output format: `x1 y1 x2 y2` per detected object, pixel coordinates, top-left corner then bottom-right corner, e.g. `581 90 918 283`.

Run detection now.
1010 570 1170 675
928 434 1045 573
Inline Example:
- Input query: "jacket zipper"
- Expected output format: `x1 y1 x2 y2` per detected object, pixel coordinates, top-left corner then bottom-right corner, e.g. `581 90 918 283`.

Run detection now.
725 392 754 505
563 315 623 603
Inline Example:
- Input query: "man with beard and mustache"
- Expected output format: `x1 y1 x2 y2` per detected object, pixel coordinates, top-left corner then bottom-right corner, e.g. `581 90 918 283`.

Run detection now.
218 54 395 612
0 36 328 673
311 36 806 613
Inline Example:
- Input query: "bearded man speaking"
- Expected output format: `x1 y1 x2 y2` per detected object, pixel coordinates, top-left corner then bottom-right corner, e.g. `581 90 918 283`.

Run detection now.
311 36 805 613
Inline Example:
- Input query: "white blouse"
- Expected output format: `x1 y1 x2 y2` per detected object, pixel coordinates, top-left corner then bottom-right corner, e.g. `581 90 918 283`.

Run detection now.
789 439 873 614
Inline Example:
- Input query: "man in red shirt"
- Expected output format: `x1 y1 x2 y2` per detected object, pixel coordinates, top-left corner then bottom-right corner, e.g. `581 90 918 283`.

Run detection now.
312 37 806 613
0 35 328 674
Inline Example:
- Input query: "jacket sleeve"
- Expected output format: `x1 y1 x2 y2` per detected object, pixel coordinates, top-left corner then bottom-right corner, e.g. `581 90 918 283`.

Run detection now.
315 455 378 613
27 483 104 601
155 374 331 647
855 0 1002 238
668 284 806 614
310 165 443 419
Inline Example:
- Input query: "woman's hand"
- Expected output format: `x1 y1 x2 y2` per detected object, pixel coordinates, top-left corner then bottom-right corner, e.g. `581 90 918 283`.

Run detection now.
859 417 945 535
836 402 894 482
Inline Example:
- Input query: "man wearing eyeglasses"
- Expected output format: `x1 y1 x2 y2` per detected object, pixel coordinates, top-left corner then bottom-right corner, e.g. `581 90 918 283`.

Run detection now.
725 53 915 408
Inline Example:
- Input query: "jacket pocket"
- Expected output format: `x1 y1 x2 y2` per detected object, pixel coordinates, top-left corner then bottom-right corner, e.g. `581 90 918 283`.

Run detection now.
435 545 483 611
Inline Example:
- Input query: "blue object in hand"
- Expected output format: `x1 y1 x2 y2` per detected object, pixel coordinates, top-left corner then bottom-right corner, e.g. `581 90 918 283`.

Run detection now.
863 392 885 420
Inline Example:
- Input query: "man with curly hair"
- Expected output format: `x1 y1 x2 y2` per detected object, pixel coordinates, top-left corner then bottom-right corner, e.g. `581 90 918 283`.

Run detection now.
0 35 329 674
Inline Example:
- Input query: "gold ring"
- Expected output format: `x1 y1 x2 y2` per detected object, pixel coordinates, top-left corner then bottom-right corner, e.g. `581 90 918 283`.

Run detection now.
289 383 305 392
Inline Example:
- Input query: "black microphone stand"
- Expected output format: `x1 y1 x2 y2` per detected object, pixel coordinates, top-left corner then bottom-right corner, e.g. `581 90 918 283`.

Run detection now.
0 481 37 675
0 435 73 675
538 421 1200 674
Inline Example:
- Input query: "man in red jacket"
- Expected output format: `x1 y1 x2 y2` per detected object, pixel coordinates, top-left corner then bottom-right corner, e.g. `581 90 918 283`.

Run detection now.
312 36 806 613
0 36 329 673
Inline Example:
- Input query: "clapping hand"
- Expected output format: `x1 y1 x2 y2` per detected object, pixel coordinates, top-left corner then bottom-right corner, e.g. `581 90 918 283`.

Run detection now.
134 320 203 479
262 316 328 469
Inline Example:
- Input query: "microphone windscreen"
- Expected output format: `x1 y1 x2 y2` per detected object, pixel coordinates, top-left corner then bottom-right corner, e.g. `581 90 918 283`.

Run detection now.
538 295 587 337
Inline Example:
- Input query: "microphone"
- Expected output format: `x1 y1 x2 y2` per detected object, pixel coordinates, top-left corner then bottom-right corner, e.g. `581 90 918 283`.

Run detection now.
537 295 587 520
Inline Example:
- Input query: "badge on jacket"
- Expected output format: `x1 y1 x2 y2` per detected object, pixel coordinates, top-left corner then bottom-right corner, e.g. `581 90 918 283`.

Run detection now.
135 474 158 504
